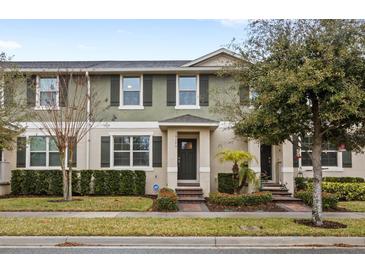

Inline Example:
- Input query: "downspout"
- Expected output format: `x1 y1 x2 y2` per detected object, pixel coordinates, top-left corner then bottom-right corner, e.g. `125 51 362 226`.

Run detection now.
86 71 91 170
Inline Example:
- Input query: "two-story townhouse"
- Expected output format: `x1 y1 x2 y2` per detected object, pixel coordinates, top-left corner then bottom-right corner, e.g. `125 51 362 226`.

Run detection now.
0 48 364 196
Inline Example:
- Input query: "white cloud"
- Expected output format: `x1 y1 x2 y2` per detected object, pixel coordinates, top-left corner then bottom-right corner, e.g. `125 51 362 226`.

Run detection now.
219 19 247 28
0 40 22 50
77 44 95 50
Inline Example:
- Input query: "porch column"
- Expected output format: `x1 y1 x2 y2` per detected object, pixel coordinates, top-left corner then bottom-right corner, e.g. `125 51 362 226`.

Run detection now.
248 139 261 174
199 129 211 197
281 141 294 194
166 128 178 190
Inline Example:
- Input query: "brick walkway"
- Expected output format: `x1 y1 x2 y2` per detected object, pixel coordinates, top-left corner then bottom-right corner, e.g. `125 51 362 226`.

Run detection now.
276 202 312 212
178 202 209 212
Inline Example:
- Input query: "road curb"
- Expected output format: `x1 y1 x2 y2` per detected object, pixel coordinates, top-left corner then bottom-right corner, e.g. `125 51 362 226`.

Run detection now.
0 236 364 247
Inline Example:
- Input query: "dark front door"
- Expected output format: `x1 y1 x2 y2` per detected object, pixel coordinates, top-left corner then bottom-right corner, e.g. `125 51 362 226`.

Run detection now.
178 139 197 180
260 144 272 180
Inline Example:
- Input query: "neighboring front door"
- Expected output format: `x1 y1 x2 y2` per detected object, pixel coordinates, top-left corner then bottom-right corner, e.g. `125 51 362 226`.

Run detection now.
260 144 272 180
177 139 197 180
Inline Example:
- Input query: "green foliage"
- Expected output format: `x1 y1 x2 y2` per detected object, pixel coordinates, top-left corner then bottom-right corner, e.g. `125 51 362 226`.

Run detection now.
307 182 365 201
156 187 178 211
295 191 338 209
295 177 308 191
10 169 146 196
218 173 238 194
80 170 93 195
216 149 255 165
323 177 364 183
134 171 146 196
209 192 272 206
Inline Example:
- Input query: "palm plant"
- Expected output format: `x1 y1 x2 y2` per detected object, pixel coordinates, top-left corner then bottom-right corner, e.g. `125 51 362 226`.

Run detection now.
216 149 258 194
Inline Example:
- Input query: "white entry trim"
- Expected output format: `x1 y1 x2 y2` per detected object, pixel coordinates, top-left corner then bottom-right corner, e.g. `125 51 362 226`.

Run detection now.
167 167 177 173
281 167 294 173
199 167 210 172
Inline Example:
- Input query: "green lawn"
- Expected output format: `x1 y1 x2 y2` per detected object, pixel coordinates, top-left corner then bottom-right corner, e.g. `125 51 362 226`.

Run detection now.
0 217 364 236
338 201 365 212
0 196 153 212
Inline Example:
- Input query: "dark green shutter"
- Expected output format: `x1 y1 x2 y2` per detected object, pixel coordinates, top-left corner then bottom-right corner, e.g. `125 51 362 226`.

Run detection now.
239 84 249 104
342 151 352 168
143 75 153 106
101 136 110 167
166 75 176 106
68 137 77 167
292 136 299 168
27 75 36 107
16 137 26 168
153 136 162 167
4 75 14 106
110 75 120 106
199 75 209 106
59 75 70 107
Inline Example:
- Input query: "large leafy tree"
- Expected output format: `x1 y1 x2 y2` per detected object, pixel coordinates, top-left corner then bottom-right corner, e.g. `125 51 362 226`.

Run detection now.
0 52 27 150
213 20 365 226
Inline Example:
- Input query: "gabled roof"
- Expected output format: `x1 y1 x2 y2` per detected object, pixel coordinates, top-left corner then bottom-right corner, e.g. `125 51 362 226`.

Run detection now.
181 48 241 67
159 114 219 130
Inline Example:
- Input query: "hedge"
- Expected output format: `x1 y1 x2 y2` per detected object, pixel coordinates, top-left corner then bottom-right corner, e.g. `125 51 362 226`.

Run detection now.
217 173 238 194
306 182 365 201
156 187 178 211
307 177 364 183
295 191 338 209
209 192 272 207
11 169 146 196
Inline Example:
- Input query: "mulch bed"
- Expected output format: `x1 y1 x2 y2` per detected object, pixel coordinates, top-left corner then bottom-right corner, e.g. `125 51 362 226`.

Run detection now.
206 202 287 212
294 219 347 229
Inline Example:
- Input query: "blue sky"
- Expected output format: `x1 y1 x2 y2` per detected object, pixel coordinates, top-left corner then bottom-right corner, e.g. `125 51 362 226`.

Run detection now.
0 20 248 61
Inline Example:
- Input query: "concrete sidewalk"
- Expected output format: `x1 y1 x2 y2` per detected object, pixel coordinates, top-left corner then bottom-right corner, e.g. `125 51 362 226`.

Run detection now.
0 236 364 247
0 211 365 218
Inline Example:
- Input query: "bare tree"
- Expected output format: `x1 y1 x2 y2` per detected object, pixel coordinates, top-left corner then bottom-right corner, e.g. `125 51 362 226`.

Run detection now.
31 72 101 201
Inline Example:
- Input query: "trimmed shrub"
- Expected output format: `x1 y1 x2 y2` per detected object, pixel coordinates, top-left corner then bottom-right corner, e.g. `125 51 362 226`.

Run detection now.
209 191 272 206
80 170 93 195
134 170 146 195
48 170 63 195
295 190 338 209
306 182 365 201
156 187 178 211
217 173 238 194
93 170 109 195
10 170 23 195
71 170 80 195
307 177 364 183
120 170 136 195
295 177 308 191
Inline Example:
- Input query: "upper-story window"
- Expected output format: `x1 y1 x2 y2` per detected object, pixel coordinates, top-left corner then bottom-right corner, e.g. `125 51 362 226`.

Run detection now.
37 76 59 108
177 76 198 108
120 76 143 109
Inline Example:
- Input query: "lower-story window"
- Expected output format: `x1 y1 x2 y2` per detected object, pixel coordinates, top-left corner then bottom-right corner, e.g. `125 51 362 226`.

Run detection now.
300 136 339 167
113 135 150 167
29 136 60 167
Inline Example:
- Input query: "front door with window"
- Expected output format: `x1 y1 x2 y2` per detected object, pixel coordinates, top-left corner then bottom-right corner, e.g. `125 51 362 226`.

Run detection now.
260 144 272 180
177 139 197 180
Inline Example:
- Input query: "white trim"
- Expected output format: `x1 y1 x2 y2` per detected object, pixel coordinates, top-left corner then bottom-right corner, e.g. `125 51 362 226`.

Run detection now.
281 167 294 173
167 167 177 172
175 74 200 109
250 167 261 173
181 48 242 67
109 131 153 136
199 167 210 172
120 74 143 108
159 122 218 127
302 167 344 172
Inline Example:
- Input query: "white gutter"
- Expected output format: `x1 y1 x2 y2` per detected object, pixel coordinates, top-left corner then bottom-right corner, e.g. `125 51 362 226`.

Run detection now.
86 71 91 170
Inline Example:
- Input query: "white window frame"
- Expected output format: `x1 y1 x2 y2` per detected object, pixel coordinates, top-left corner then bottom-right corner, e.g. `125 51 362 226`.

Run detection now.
119 75 144 110
27 136 60 169
110 133 153 170
299 138 343 172
175 74 200 109
35 75 60 110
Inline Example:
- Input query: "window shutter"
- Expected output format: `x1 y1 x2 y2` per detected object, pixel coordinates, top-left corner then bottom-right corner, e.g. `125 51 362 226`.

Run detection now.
199 75 209 106
143 75 153 106
292 136 299 168
239 84 249 104
153 136 162 167
4 76 14 106
68 137 77 168
166 75 176 106
16 137 26 168
110 75 120 106
59 75 70 107
342 150 352 168
27 75 36 107
101 136 110 167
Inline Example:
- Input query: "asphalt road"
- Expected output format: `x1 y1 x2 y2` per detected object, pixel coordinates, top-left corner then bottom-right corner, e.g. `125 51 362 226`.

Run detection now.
1 246 365 254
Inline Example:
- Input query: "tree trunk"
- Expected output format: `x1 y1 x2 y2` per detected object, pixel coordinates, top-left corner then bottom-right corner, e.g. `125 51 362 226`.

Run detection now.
311 98 323 226
67 150 73 201
60 152 69 201
232 162 239 194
